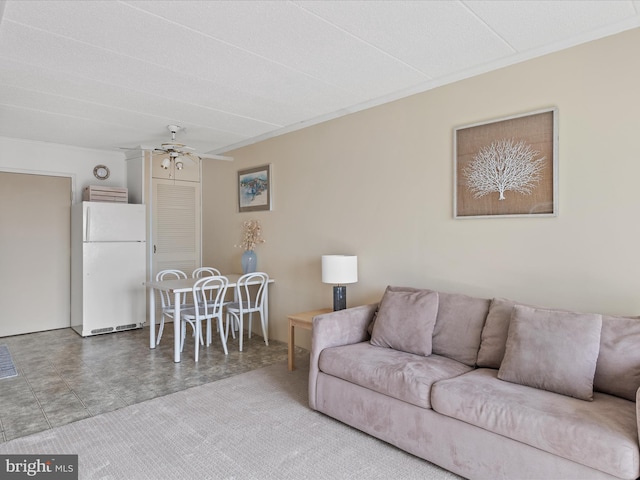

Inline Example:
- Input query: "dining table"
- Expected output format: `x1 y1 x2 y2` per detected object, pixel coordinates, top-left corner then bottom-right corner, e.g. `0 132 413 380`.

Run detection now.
144 273 273 362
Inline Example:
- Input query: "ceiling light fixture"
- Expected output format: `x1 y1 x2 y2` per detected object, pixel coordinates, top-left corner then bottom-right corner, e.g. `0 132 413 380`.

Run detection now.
159 152 188 178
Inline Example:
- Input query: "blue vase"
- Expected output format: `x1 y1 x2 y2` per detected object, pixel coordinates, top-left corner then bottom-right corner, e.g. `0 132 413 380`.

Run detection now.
241 250 257 274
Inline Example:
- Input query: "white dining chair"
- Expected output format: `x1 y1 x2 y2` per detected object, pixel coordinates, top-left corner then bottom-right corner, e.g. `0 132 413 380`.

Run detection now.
193 267 225 333
225 272 269 352
180 276 229 361
192 267 222 278
155 269 188 346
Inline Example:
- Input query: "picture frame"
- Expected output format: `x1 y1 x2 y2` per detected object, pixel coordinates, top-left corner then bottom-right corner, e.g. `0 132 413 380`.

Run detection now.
453 108 558 219
238 164 272 212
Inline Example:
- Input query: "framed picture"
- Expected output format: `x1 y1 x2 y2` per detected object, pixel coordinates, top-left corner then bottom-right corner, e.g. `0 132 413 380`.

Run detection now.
238 164 272 212
454 108 558 219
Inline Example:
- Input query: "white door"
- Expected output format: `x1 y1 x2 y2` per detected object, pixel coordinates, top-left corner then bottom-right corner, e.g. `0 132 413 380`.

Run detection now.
0 172 71 337
83 202 146 242
79 242 146 336
151 179 201 322
152 178 201 276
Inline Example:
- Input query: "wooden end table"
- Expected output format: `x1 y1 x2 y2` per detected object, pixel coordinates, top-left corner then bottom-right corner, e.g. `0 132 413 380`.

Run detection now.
288 308 332 371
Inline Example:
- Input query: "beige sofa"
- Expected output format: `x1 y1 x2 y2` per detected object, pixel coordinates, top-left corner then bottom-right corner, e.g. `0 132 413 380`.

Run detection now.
308 286 640 480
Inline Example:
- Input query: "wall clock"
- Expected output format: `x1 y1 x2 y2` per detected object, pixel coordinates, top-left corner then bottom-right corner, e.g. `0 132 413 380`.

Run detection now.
93 165 110 180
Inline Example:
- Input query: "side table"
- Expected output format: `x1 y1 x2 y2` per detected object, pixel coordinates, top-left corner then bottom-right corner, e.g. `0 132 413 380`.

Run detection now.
288 308 332 371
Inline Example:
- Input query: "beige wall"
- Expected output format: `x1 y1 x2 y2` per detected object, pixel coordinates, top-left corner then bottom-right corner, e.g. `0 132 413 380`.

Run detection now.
203 28 640 350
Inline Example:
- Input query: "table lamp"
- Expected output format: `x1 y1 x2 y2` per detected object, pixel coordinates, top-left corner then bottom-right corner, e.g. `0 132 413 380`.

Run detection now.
322 255 358 311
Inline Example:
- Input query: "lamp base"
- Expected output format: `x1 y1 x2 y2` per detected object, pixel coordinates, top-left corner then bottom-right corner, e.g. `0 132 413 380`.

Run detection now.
333 285 347 311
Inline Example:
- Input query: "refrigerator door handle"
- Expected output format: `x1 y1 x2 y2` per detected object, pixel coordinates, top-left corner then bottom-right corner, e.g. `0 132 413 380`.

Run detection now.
86 206 90 242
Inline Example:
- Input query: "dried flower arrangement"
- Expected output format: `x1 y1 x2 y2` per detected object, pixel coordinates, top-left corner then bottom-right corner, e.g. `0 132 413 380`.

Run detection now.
237 219 265 251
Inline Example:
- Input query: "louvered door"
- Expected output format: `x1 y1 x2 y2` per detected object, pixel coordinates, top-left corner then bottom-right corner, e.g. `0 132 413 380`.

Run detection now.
151 179 201 322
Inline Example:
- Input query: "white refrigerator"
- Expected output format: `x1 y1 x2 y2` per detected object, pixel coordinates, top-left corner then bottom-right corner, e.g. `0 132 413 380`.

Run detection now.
71 201 146 336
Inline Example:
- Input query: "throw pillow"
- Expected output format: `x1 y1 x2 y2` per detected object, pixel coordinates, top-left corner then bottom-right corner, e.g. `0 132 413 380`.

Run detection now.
498 305 602 401
370 287 439 356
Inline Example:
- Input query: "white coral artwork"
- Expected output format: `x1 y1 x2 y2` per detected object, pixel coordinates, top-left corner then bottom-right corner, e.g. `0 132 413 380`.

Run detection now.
463 139 545 201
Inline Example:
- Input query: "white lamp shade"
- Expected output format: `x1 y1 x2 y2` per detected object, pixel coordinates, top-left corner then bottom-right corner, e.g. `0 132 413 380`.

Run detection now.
322 255 358 284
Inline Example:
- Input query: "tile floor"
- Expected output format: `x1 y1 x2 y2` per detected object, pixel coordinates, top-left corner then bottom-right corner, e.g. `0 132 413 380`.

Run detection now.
0 325 300 443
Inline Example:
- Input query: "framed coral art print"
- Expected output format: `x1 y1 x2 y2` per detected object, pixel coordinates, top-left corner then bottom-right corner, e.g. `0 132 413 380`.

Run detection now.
454 108 558 219
238 164 272 212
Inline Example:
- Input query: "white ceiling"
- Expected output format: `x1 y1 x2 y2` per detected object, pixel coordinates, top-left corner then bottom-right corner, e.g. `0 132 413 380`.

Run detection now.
0 0 639 157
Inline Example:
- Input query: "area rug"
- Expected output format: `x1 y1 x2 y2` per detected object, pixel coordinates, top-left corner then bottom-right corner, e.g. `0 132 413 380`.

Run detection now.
0 357 461 479
0 345 17 379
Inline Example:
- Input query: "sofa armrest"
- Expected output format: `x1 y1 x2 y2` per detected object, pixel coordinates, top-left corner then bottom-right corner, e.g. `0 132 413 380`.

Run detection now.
636 387 640 445
308 303 377 410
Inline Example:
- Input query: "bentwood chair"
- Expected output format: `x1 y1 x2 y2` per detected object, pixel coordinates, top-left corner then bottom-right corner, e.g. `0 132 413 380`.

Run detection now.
180 276 229 362
193 267 225 333
192 267 222 278
155 269 188 346
225 272 269 352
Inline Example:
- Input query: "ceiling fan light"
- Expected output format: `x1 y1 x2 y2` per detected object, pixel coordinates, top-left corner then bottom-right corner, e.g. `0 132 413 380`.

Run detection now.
161 158 171 169
175 160 184 170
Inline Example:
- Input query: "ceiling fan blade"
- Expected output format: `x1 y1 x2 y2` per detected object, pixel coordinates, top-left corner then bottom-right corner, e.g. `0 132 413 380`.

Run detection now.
180 153 199 165
198 153 234 161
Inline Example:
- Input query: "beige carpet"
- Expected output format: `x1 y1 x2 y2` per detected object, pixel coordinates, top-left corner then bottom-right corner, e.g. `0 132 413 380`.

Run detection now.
0 357 461 479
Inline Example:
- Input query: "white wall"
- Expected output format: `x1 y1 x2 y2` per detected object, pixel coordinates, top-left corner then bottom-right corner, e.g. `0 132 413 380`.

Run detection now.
202 28 640 350
0 136 126 203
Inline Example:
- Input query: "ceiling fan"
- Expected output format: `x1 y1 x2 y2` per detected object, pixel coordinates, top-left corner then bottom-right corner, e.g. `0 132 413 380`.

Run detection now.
154 125 233 173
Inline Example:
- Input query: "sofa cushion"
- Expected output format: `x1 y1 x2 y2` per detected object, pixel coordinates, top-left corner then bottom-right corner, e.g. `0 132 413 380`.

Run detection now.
432 291 490 367
366 306 379 336
318 341 472 409
370 287 439 356
431 368 639 479
476 297 520 368
498 305 602 401
595 315 640 401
